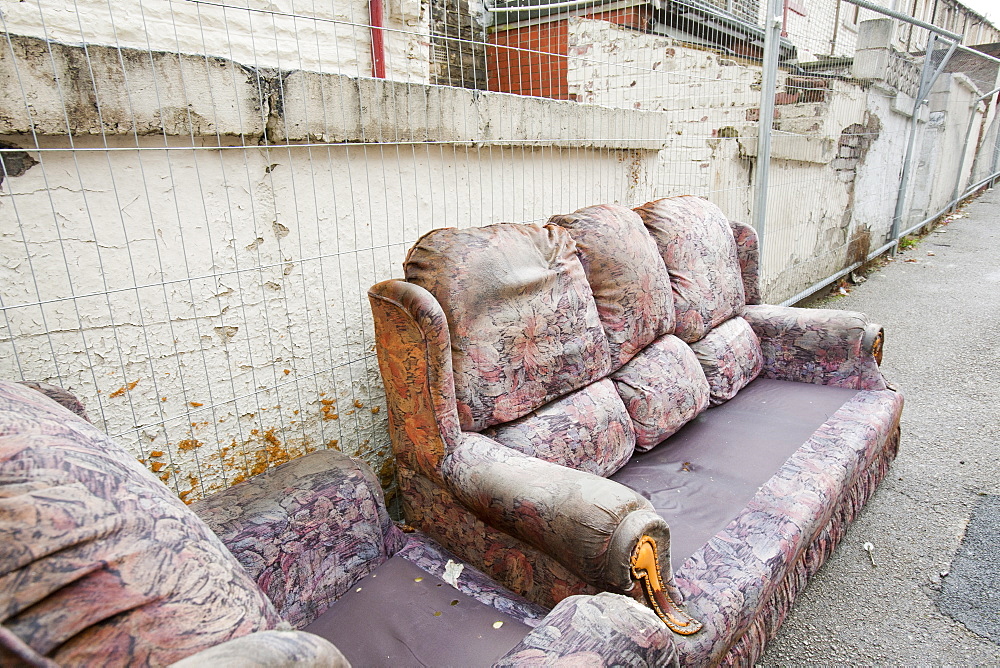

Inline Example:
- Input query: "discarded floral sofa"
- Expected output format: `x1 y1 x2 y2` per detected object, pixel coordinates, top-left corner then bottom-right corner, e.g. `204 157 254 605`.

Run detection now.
368 196 904 664
0 380 676 667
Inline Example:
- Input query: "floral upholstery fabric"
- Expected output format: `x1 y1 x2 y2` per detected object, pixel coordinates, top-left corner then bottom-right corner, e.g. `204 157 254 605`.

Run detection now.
671 389 903 664
635 196 746 343
744 304 887 391
191 449 407 629
396 533 551 627
404 223 611 431
398 465 599 611
369 280 463 478
496 593 679 668
442 433 672 595
370 201 902 662
2 381 686 667
730 221 761 305
169 629 348 668
549 204 675 368
483 378 635 477
611 334 710 450
689 316 763 405
0 381 280 667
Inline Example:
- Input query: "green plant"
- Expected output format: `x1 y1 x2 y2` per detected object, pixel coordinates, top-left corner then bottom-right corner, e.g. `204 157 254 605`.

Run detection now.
898 236 918 251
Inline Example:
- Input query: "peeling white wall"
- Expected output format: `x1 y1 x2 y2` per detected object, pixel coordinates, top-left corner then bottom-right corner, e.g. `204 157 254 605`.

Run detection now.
1 0 431 82
563 16 991 302
1 119 659 505
566 18 762 205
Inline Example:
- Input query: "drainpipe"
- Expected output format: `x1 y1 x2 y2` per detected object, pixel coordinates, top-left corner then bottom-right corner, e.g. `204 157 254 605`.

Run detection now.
830 0 841 55
370 0 387 78
752 0 784 261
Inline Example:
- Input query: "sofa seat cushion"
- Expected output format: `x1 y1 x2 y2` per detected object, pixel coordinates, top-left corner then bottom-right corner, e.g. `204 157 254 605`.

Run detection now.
482 378 635 477
635 197 746 343
611 334 710 451
609 378 859 567
548 204 675 368
404 223 611 431
303 554 531 666
689 316 763 405
0 381 280 667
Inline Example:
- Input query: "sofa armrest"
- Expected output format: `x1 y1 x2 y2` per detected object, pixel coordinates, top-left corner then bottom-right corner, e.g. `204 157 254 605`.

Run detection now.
495 593 678 667
191 450 406 628
369 279 463 482
443 433 701 635
169 629 348 668
744 304 886 390
730 221 761 305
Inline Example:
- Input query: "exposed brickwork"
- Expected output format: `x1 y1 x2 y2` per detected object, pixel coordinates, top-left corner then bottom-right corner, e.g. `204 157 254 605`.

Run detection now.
488 20 572 99
486 6 653 99
431 0 488 89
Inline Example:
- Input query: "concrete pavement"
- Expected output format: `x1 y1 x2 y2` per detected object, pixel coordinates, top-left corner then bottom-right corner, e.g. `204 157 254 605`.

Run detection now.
759 187 1000 665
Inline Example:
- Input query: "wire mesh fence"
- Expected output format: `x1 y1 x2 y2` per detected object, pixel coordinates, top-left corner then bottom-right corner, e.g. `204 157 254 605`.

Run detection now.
1 0 998 503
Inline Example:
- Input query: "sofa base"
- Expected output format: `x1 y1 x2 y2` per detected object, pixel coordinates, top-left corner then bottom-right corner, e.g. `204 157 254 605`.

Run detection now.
718 423 899 665
672 388 903 664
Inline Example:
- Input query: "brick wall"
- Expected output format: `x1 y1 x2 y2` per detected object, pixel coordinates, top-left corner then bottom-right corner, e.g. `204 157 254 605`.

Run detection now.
486 7 652 99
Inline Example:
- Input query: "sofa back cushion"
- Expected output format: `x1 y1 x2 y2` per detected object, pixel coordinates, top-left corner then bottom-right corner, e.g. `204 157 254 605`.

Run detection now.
688 316 763 405
548 204 675 369
0 381 280 667
405 223 611 431
635 196 746 343
482 378 635 477
611 334 710 451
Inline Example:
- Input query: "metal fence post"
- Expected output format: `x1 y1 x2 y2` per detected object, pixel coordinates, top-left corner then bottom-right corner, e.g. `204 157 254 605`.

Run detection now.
951 86 1000 211
751 0 784 264
891 34 958 243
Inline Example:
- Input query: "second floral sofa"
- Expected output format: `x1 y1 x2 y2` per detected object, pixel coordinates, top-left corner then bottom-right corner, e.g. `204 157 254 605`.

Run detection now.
368 196 904 664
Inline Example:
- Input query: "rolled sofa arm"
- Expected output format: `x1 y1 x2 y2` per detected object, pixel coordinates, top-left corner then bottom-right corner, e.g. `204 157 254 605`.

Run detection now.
495 592 679 667
444 433 701 635
729 221 761 305
368 279 464 482
168 629 348 668
744 304 887 391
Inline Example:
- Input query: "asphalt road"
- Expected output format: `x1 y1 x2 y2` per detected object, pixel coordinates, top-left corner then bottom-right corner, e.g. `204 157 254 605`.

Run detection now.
759 187 1000 665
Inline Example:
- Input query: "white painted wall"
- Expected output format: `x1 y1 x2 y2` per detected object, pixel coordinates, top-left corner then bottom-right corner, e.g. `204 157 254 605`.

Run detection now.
1 133 659 503
566 18 762 205
1 0 431 82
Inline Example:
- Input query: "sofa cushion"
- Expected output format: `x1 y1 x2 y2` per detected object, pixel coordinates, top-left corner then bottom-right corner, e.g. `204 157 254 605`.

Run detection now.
609 378 860 566
635 196 746 343
483 378 635 477
611 334 710 451
303 554 531 666
405 223 611 431
548 204 675 368
689 316 763 405
191 449 408 629
0 381 280 666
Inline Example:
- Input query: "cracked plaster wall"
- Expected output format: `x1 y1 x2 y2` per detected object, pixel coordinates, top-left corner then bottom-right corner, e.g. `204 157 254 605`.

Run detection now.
565 17 991 303
0 35 662 503
0 0 432 83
